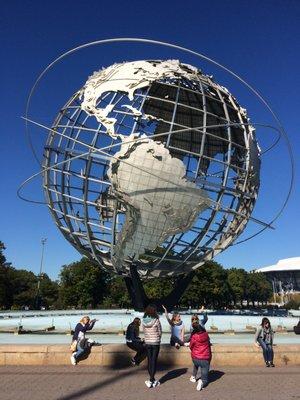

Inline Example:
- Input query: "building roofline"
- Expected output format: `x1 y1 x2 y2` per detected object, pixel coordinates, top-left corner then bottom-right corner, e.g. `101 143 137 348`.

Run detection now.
255 257 300 273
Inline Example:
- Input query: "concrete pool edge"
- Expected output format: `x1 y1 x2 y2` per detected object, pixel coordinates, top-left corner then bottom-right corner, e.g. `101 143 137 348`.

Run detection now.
0 344 299 366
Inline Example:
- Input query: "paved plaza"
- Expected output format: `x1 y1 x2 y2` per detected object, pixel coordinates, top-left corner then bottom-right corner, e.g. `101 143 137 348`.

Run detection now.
0 365 299 400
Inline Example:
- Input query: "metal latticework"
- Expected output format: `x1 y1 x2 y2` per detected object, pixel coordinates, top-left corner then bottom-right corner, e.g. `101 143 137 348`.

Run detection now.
43 60 260 278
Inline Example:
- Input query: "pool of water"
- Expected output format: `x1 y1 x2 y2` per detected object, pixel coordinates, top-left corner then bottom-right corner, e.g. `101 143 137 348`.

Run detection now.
0 309 299 344
0 309 298 332
1 332 299 345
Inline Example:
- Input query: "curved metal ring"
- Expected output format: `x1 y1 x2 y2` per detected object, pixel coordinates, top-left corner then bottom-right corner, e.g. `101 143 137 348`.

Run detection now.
18 118 282 205
24 37 294 245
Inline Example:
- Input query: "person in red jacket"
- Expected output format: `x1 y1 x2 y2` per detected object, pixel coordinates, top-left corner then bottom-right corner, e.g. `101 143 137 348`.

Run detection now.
189 321 212 391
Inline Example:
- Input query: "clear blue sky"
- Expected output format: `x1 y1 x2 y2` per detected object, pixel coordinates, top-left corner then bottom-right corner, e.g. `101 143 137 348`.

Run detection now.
1 0 299 280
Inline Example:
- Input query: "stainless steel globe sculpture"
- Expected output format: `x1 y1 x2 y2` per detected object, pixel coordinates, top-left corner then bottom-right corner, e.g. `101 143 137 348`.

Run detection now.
43 59 260 279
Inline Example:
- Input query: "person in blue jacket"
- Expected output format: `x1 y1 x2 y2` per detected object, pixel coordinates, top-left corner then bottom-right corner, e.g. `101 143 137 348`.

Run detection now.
70 316 97 365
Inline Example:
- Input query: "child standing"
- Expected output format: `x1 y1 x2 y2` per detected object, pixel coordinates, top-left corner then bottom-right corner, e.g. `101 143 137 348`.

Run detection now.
189 306 208 382
189 306 208 333
162 305 185 349
189 321 212 391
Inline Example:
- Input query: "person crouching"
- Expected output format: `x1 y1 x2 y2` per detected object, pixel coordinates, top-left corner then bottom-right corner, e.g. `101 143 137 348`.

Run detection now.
126 317 147 366
70 316 97 365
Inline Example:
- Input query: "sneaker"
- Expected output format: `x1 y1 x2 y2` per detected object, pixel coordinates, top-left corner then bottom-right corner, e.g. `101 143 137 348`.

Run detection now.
196 379 203 391
152 380 160 388
131 357 136 366
175 343 180 349
70 355 76 365
145 380 152 388
184 342 190 347
189 376 196 383
265 361 270 367
270 362 275 367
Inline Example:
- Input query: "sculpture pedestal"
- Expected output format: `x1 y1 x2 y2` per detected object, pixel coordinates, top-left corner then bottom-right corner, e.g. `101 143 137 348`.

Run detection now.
124 265 194 311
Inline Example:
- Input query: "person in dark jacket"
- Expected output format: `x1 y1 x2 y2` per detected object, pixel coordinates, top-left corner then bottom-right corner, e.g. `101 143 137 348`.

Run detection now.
254 317 275 367
293 319 300 335
126 317 147 366
189 321 212 391
70 316 97 365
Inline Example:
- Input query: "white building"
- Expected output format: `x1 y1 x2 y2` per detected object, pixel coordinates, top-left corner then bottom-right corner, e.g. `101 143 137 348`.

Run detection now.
256 257 300 294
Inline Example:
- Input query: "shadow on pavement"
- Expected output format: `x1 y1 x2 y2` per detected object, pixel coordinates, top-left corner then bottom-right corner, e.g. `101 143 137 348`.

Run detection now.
159 368 188 384
105 350 136 370
57 368 135 400
105 351 176 370
208 369 225 383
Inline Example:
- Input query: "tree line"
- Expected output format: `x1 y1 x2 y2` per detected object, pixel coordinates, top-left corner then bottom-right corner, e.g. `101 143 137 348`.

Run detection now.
0 241 274 310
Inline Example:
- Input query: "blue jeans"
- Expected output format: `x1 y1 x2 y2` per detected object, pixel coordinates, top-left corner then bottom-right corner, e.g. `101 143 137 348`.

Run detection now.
74 342 85 360
258 338 273 363
170 335 184 347
192 358 210 387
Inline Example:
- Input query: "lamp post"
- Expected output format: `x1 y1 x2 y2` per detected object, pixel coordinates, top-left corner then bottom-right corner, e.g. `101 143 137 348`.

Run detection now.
272 279 276 304
35 238 47 310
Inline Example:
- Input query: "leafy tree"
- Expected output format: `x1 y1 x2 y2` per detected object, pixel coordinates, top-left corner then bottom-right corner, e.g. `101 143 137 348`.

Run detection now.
102 276 131 308
227 268 247 306
0 242 40 309
0 242 14 308
284 293 300 310
0 265 13 309
0 239 276 310
39 273 59 308
245 272 272 306
11 269 38 308
181 261 231 308
59 258 109 308
144 277 175 301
